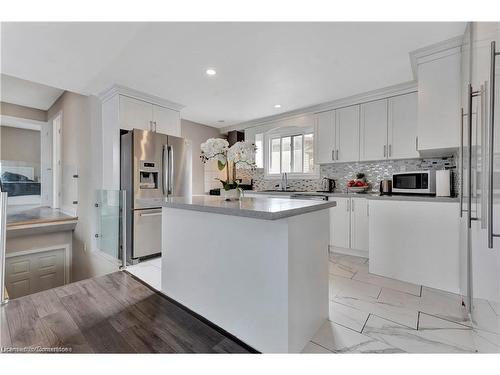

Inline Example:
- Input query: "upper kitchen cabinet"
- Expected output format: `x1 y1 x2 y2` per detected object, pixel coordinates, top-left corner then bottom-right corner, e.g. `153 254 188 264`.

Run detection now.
315 110 336 163
119 95 181 136
388 92 419 159
99 85 184 190
360 99 388 161
415 43 462 156
152 105 181 136
335 105 360 162
119 96 153 131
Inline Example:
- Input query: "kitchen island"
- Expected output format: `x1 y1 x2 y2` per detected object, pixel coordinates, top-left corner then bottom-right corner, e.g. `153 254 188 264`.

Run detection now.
141 195 336 353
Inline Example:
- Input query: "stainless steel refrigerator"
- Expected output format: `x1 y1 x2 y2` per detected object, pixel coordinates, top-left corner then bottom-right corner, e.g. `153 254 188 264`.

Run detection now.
121 129 192 263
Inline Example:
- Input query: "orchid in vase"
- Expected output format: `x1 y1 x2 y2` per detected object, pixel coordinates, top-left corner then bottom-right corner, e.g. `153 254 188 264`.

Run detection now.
200 138 257 200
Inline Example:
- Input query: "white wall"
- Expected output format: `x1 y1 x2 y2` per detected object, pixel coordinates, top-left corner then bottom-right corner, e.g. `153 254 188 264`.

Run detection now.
47 91 118 282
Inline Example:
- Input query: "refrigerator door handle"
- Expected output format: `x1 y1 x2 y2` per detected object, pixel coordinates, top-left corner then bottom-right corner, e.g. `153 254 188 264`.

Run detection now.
168 145 174 195
162 144 168 196
488 41 500 248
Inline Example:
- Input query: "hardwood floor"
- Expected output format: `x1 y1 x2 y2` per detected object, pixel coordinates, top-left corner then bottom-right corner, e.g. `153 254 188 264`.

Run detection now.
0 271 253 353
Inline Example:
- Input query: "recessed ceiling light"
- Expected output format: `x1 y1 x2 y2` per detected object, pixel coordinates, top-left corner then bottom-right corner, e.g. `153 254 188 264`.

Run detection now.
206 68 217 76
274 104 282 109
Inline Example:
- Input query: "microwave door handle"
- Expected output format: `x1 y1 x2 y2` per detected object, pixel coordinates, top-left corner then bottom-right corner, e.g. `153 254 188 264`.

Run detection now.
162 144 168 196
168 145 174 195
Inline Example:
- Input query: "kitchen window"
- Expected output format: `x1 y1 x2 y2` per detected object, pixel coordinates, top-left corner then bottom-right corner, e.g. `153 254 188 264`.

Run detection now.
265 128 316 178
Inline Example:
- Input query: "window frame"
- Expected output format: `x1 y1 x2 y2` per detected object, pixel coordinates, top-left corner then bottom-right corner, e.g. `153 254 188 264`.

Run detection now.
263 126 318 180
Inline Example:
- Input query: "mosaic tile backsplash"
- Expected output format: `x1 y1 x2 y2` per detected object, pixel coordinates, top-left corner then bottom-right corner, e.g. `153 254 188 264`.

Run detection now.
237 156 458 195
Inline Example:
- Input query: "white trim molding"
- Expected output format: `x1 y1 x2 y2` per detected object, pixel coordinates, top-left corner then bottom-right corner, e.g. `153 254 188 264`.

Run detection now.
0 115 46 130
221 80 417 133
409 35 464 79
98 84 185 111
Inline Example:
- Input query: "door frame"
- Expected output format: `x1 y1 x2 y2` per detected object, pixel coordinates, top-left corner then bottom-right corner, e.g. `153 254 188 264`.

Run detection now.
51 111 63 209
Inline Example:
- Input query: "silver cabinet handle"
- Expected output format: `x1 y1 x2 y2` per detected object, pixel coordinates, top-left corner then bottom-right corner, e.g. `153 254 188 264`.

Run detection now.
416 136 418 151
332 150 335 161
383 145 387 158
351 198 354 212
154 121 158 132
335 149 339 160
139 211 162 217
149 121 152 131
388 144 392 157
488 41 500 248
346 199 350 212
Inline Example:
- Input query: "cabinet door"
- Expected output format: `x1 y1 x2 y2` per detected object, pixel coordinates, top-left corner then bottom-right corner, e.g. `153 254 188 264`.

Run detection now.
329 197 350 249
315 110 335 163
153 105 181 136
350 198 369 253
360 99 388 161
388 92 419 159
335 105 360 162
119 96 153 131
417 51 461 153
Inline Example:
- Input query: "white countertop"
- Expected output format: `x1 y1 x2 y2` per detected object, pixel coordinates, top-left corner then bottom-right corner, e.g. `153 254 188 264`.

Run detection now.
248 190 459 203
138 195 337 220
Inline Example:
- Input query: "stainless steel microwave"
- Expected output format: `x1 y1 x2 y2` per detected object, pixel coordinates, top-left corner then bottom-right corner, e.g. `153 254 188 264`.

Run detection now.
392 170 436 195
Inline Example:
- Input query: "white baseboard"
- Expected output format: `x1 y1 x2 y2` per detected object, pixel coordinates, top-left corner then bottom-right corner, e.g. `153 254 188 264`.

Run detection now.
330 246 369 259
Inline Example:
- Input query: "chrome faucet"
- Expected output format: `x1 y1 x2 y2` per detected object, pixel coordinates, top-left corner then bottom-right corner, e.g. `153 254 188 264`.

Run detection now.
281 172 289 191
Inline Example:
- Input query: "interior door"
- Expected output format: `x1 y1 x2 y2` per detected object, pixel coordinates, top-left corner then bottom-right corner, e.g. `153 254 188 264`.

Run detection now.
360 99 388 161
315 110 335 163
329 198 350 249
335 105 360 162
388 92 419 159
40 122 53 207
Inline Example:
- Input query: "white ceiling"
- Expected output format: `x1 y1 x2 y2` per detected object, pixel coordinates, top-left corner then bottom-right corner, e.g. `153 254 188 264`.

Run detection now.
0 73 64 110
1 22 466 127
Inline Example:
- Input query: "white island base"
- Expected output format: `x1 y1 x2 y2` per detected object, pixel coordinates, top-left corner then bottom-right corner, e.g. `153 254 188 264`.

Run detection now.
161 206 329 353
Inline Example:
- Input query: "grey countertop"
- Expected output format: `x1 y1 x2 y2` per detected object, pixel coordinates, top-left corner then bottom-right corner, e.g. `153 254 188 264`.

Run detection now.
247 190 459 203
7 205 78 227
138 196 337 220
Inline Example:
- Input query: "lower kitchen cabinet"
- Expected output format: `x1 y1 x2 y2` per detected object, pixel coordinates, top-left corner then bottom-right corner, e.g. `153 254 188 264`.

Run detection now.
369 199 460 294
330 197 368 257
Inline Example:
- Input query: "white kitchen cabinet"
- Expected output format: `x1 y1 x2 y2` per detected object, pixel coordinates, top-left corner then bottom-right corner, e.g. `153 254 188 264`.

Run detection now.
417 48 462 155
119 96 153 131
360 99 388 161
350 198 369 252
100 85 183 190
388 92 419 159
329 197 350 249
369 199 460 293
119 95 181 136
335 105 360 162
153 105 181 136
315 110 335 164
330 196 368 257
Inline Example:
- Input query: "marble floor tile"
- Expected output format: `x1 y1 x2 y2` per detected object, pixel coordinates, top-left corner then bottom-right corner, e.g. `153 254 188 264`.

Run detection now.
126 264 161 291
362 314 475 353
488 300 500 316
301 341 333 353
329 261 357 278
330 253 368 265
472 328 500 353
329 301 370 332
419 287 471 326
353 271 421 296
472 298 500 334
330 275 381 300
312 320 404 353
378 287 471 327
333 293 419 329
417 313 476 352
